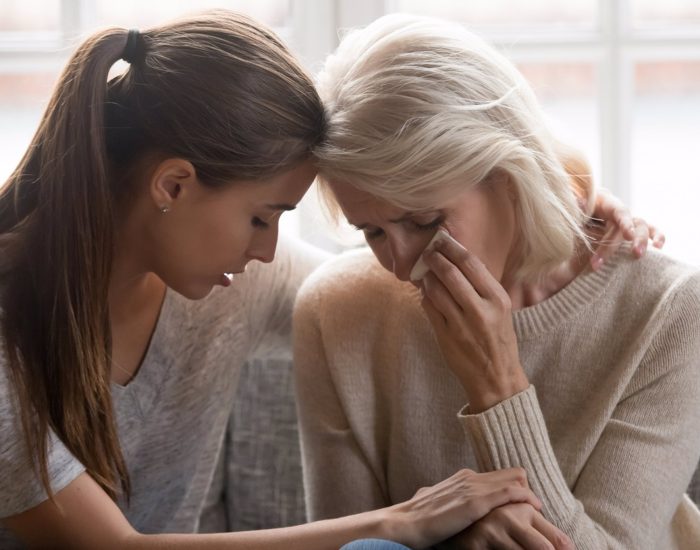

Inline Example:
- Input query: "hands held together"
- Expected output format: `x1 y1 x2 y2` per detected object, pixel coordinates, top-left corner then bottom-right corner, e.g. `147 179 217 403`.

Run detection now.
390 467 571 550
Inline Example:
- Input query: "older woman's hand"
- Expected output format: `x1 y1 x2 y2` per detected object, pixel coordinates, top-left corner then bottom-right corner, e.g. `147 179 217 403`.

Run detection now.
437 503 573 550
420 236 528 413
588 188 665 271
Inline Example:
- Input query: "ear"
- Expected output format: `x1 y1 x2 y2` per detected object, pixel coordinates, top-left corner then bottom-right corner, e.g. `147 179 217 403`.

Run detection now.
148 158 198 212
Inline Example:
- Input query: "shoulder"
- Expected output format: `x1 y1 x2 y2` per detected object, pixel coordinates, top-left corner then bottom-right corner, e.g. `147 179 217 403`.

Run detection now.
296 248 420 322
608 248 700 371
610 248 700 311
295 247 409 315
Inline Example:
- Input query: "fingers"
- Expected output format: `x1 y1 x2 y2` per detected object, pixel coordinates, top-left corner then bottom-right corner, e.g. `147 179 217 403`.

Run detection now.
592 188 635 239
649 224 666 249
430 236 498 299
590 225 622 270
590 215 665 270
480 485 542 517
629 218 650 257
481 467 530 490
511 526 556 550
421 272 468 332
532 512 575 550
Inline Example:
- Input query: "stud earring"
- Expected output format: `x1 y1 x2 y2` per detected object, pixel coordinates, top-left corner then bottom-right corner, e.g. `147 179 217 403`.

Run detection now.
159 205 170 214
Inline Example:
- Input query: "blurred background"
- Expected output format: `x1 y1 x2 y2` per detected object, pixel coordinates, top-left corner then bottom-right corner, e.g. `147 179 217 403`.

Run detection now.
1 0 699 264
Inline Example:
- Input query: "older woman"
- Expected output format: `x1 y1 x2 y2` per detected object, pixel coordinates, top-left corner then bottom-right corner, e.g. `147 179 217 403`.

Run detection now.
294 14 700 550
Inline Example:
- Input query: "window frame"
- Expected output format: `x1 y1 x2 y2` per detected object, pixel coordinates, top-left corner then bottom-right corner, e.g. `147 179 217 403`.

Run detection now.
2 0 699 247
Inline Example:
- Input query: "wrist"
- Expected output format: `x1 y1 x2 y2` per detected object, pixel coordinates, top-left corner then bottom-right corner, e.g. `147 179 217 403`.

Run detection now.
364 506 403 544
378 501 422 547
466 371 529 414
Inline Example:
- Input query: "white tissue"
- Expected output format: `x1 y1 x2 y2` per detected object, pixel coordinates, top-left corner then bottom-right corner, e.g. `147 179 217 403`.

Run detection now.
409 229 461 281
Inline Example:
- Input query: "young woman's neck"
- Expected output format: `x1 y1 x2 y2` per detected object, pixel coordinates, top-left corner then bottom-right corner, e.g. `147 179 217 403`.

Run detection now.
109 213 166 324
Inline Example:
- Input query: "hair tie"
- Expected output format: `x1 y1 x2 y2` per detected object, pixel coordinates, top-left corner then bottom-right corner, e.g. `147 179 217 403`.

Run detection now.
122 29 142 64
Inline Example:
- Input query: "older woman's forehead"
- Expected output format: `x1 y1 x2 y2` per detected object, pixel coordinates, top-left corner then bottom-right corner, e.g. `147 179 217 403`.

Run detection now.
331 185 407 223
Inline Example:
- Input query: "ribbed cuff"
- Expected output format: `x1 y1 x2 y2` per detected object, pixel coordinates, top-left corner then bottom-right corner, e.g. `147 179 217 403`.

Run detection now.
457 385 579 526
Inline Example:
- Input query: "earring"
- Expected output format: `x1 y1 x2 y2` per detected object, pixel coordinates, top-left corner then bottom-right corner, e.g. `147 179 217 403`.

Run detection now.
159 205 170 214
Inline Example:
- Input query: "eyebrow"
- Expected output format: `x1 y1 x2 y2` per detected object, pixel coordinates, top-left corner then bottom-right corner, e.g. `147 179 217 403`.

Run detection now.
264 203 297 212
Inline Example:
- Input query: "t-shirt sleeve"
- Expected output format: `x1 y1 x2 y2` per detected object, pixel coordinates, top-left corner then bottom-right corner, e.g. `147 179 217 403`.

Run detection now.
0 359 85 518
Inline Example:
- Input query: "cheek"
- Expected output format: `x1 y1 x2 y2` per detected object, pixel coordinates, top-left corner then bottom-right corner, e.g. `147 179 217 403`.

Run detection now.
441 220 506 277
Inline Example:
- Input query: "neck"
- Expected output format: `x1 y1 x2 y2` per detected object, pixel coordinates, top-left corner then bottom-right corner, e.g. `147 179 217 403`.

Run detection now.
109 225 165 325
503 246 592 311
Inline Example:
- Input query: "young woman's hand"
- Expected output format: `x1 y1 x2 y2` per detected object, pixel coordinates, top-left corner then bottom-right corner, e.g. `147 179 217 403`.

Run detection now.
437 503 573 550
387 468 542 549
588 188 665 271
419 236 528 413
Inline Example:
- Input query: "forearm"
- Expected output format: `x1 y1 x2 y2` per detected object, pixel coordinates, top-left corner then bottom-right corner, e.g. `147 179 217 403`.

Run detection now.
459 383 700 549
122 510 392 550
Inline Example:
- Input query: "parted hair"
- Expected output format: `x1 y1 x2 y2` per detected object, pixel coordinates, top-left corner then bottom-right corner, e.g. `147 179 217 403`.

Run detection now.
314 14 591 279
0 10 324 501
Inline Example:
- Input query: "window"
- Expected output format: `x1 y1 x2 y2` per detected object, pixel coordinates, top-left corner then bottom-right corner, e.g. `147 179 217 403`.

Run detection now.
2 1 698 263
386 0 700 265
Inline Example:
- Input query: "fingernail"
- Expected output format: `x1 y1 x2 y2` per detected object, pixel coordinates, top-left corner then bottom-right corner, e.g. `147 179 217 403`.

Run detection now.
635 245 645 257
591 256 604 270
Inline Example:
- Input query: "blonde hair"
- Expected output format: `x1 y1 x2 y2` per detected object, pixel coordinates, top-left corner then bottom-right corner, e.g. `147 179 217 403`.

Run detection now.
315 14 591 279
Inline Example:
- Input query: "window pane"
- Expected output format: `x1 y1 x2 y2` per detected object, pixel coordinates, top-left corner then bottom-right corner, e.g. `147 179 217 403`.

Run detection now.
631 0 700 28
0 0 61 32
391 0 597 30
517 62 601 183
631 60 700 266
93 0 291 30
0 73 58 185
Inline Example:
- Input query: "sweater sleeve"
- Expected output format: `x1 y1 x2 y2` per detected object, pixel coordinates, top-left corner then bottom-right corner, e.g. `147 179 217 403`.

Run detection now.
459 274 700 549
293 279 389 521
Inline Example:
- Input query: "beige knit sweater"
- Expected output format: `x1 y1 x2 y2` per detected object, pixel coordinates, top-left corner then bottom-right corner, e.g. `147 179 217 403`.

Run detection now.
293 246 700 549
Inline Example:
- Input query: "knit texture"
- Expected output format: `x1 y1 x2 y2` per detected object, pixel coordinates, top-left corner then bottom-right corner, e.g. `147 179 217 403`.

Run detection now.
294 246 700 549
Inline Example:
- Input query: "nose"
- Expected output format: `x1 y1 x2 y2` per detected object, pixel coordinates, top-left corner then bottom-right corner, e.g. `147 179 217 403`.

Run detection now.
386 239 416 282
247 225 279 264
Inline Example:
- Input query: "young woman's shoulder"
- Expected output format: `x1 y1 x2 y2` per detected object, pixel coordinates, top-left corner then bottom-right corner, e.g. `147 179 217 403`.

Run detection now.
0 343 85 522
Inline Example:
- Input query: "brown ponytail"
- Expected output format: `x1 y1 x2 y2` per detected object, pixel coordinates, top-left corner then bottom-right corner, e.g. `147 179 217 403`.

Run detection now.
0 10 325 501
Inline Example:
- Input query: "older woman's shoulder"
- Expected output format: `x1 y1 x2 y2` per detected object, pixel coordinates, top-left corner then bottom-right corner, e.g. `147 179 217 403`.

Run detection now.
609 247 700 320
295 247 415 313
618 247 700 293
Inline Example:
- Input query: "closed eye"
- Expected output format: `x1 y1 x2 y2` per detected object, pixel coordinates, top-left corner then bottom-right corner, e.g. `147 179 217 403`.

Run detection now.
252 216 269 228
363 227 384 240
410 215 445 231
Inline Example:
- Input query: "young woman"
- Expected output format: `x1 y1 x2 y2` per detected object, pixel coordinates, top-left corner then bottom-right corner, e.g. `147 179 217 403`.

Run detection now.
294 14 700 550
0 9 660 550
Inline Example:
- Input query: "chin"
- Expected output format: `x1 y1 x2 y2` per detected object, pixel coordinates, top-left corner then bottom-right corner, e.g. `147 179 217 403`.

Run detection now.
172 282 215 301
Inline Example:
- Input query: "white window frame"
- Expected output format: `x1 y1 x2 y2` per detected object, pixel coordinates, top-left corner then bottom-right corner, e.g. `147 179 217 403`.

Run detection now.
3 0 700 212
295 0 700 205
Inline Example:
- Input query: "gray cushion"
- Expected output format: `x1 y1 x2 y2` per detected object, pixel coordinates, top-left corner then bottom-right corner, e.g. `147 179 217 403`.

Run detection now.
226 358 306 530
